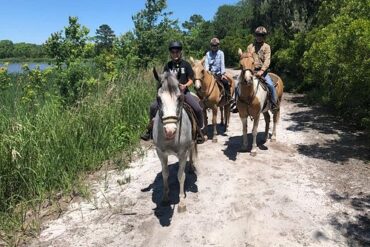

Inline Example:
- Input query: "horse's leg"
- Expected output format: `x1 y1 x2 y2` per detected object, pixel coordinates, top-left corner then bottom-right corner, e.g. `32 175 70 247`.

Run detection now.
240 117 248 152
263 111 270 143
177 152 187 213
220 106 224 126
189 141 197 173
251 114 260 156
203 108 208 141
212 106 218 142
225 104 230 132
157 149 169 205
271 108 280 142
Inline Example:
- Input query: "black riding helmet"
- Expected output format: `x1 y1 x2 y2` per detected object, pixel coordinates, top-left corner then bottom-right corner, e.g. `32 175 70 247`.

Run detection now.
169 41 182 51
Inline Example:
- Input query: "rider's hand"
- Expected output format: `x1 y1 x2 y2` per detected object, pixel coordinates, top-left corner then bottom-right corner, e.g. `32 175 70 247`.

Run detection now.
179 84 187 92
221 74 227 80
256 70 264 77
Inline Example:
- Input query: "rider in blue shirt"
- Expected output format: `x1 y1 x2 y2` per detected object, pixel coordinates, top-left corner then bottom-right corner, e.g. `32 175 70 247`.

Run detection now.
205 38 231 101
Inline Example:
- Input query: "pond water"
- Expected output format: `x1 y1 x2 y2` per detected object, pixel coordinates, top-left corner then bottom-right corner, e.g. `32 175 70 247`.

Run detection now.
0 63 51 73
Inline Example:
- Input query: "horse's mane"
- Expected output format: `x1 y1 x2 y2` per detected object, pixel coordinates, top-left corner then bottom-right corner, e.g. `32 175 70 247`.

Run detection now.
240 52 253 59
161 72 180 97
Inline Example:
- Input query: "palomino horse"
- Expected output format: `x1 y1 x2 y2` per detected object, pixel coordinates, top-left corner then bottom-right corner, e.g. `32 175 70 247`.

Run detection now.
190 57 235 142
237 48 284 156
152 68 197 213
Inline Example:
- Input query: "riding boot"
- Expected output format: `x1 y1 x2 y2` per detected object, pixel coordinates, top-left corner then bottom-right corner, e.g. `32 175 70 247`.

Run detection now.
222 78 232 103
196 126 205 144
271 99 280 113
140 119 153 141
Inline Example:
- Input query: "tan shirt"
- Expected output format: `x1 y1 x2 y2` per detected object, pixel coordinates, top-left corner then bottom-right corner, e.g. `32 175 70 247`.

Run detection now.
247 42 271 72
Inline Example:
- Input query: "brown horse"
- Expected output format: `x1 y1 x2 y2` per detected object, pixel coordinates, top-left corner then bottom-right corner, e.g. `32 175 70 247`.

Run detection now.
237 48 284 155
190 57 235 142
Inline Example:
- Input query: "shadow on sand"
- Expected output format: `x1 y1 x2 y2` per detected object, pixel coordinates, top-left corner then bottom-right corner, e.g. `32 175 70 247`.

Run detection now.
328 192 370 246
223 132 268 161
141 162 198 226
286 95 370 163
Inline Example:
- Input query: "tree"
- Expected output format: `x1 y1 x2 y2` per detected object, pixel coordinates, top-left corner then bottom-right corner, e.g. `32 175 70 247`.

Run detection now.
182 14 205 32
45 16 90 67
213 5 243 39
95 24 116 54
0 40 14 58
132 0 179 67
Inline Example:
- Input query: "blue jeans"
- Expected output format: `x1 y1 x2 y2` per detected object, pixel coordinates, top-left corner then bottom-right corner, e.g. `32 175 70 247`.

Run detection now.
265 74 277 104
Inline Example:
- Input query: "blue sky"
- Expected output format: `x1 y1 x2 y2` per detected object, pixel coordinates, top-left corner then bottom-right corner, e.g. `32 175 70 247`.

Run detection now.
0 0 238 44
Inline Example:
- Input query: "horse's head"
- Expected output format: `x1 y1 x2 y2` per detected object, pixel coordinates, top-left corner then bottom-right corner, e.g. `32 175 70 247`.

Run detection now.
238 48 255 84
190 56 206 90
153 68 184 140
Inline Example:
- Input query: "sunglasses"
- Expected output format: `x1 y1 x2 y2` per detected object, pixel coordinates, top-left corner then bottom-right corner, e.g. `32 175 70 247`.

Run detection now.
170 49 181 54
211 45 219 47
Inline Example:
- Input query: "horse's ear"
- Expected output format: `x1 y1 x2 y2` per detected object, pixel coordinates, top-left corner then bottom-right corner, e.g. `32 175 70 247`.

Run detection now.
190 56 195 65
153 67 160 82
238 48 243 57
200 56 205 65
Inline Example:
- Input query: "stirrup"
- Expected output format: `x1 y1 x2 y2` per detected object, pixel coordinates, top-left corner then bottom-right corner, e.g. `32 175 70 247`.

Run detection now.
140 130 152 141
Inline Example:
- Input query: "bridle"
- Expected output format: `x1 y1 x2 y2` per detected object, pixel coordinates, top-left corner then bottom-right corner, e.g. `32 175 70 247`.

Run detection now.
194 71 217 103
157 94 184 142
238 60 261 120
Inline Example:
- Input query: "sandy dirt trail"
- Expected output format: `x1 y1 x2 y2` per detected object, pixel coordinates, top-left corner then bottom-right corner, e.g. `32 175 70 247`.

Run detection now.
30 70 370 247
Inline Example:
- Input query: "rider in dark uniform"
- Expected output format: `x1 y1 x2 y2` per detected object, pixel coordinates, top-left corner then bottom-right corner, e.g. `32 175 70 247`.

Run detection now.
141 41 204 143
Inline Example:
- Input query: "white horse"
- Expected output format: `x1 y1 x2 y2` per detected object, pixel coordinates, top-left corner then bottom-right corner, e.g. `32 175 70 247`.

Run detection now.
152 68 197 213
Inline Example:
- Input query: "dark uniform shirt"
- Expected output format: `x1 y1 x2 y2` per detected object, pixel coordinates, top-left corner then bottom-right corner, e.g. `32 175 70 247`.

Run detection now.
163 59 194 86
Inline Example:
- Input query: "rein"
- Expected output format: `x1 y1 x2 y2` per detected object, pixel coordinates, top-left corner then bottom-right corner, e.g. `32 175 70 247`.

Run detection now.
196 73 217 104
159 97 184 143
238 69 261 120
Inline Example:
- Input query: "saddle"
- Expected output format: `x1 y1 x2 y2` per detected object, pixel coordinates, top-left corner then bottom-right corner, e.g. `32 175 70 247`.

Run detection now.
214 74 231 102
183 102 204 141
258 76 278 94
258 75 279 110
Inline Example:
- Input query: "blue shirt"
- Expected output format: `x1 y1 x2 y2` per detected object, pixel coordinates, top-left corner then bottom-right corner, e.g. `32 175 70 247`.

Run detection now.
205 50 225 75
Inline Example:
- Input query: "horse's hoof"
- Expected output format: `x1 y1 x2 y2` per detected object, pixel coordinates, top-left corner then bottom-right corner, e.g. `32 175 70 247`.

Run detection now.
177 203 187 213
204 136 208 141
270 137 276 142
251 151 257 156
212 138 217 143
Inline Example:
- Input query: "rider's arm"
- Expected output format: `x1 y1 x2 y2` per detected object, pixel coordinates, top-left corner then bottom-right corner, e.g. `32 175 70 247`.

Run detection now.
185 62 194 87
261 44 271 73
220 51 226 75
204 52 210 71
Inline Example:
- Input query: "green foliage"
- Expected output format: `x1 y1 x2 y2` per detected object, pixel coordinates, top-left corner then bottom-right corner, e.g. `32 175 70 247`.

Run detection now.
114 31 141 70
45 16 90 68
303 15 370 125
20 65 52 106
132 0 180 67
0 64 11 90
0 40 47 59
95 24 116 54
0 69 155 244
213 5 243 39
183 19 215 59
182 14 205 32
0 40 14 58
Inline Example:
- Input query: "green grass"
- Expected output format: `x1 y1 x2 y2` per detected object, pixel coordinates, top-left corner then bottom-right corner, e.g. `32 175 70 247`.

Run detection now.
0 69 155 245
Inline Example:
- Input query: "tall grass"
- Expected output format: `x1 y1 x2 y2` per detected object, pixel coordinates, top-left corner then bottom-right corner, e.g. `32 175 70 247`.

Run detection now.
0 69 155 244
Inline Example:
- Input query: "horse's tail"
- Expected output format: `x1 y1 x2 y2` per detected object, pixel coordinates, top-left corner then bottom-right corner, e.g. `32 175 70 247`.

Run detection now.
194 141 198 160
189 140 198 174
